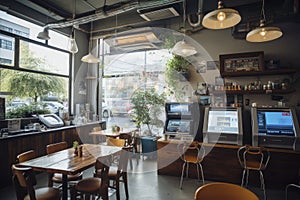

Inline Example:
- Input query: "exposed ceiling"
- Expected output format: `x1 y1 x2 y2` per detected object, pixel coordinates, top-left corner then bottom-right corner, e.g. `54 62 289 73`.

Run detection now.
0 0 299 37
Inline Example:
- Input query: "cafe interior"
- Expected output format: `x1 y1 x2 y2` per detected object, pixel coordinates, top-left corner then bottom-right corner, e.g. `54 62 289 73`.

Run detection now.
0 0 300 199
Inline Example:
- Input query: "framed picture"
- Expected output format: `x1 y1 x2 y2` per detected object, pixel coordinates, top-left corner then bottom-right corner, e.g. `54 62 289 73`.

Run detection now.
219 51 264 75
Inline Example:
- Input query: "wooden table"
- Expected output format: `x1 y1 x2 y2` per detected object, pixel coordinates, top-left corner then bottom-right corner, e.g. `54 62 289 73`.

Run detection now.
17 144 122 200
89 128 138 144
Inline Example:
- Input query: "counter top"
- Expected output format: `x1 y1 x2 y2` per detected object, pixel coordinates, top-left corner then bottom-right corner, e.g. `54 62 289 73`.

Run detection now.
0 121 105 140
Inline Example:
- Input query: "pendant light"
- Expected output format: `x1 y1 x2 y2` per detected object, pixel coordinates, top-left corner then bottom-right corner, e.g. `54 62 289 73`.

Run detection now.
81 21 100 63
37 28 50 40
68 27 78 54
246 0 282 42
202 1 241 30
68 0 78 54
172 0 197 57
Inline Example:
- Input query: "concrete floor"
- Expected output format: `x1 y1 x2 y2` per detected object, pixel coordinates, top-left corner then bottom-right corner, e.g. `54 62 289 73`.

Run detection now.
1 156 299 200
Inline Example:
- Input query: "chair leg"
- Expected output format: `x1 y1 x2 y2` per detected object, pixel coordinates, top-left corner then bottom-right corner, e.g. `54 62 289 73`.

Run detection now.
196 163 200 181
123 173 129 199
116 177 120 200
48 173 54 187
180 162 186 189
259 171 266 200
241 169 246 187
199 163 205 185
245 169 249 187
186 163 189 178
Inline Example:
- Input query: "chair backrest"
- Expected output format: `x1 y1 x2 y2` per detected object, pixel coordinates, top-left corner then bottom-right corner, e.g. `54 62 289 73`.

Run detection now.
12 165 37 200
118 147 131 172
177 141 205 163
94 154 113 194
237 145 270 171
119 133 133 146
194 182 259 200
46 141 68 154
107 138 125 147
17 150 36 163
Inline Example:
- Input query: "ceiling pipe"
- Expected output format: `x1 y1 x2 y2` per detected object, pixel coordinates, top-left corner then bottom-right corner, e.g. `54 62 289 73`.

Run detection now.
43 1 139 29
187 0 203 27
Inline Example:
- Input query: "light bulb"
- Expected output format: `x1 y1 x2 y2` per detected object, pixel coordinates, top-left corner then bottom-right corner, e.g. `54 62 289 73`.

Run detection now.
259 28 267 37
217 11 226 21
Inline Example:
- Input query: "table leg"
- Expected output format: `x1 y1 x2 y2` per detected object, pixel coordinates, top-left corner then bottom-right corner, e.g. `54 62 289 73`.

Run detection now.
62 174 68 200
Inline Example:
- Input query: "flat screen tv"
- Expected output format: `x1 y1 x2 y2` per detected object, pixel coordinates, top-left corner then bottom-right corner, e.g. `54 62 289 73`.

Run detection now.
251 107 300 149
165 119 191 134
202 107 243 145
165 103 191 116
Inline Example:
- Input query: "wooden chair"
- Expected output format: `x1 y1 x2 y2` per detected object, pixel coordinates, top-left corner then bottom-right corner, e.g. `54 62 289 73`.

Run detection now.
70 154 112 200
17 150 36 163
94 148 130 200
107 137 126 147
237 145 270 200
119 132 139 167
194 182 259 200
177 141 205 189
46 141 83 187
12 164 61 200
14 150 37 200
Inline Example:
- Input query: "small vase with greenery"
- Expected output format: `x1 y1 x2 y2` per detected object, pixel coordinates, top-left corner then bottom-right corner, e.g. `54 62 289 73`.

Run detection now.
130 88 166 136
73 141 79 156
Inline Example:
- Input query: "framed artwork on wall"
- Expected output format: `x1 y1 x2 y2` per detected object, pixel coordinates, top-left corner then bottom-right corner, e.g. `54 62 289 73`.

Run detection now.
219 51 264 76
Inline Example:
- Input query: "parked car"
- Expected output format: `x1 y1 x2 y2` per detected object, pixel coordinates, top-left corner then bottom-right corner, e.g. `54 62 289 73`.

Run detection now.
102 101 112 118
43 101 66 114
6 101 28 112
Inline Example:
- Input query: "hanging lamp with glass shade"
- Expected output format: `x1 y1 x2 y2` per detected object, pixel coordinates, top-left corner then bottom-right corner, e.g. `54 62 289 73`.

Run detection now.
81 22 100 63
68 27 78 54
171 0 197 57
68 0 78 54
246 0 282 42
202 1 241 30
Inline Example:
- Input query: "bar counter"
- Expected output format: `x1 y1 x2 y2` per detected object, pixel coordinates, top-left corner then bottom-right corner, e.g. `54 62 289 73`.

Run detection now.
157 139 300 189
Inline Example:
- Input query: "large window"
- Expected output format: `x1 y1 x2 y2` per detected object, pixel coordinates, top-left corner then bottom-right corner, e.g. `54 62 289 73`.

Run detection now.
0 11 70 119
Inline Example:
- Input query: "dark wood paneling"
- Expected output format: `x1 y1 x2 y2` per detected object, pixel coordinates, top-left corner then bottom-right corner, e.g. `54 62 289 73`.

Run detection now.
0 121 105 189
157 140 300 189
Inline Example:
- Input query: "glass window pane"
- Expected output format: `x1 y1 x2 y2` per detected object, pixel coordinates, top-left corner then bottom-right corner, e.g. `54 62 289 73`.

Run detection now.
0 34 14 66
0 68 69 119
20 40 70 75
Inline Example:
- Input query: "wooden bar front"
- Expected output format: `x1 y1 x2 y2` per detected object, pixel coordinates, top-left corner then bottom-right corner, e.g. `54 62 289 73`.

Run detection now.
157 140 300 189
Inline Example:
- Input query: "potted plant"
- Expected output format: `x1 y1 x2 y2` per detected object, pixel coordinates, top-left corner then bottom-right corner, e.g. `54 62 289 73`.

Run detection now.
73 141 79 156
130 88 166 136
165 54 190 101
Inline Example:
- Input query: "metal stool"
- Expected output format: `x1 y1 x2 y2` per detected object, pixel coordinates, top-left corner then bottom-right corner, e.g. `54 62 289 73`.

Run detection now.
237 145 270 200
177 141 205 189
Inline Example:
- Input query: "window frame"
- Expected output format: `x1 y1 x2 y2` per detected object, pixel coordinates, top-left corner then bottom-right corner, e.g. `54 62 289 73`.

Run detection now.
0 29 72 115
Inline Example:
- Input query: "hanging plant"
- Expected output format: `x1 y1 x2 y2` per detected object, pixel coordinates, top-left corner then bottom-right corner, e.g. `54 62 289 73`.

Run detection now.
165 55 190 101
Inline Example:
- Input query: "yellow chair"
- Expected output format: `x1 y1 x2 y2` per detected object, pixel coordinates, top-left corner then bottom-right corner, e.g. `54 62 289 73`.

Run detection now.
194 182 259 200
107 138 126 147
177 141 205 189
237 145 270 200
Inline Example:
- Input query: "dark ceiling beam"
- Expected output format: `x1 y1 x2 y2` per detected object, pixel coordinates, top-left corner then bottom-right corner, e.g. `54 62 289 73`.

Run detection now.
26 0 72 19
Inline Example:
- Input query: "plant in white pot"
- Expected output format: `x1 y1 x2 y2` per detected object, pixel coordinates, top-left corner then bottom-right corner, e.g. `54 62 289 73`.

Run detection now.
130 88 166 136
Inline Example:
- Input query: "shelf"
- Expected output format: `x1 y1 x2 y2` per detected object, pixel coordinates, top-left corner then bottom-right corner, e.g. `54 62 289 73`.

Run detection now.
221 68 297 77
210 88 295 95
